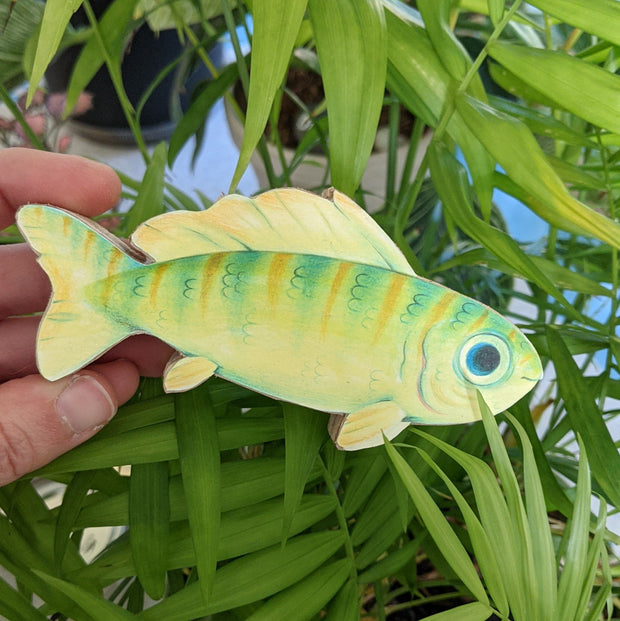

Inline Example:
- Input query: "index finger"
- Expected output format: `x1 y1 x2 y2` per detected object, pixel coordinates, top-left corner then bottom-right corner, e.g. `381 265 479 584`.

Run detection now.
0 148 122 230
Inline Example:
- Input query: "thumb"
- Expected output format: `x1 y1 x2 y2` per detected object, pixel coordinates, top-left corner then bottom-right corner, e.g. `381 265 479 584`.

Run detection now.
0 360 139 486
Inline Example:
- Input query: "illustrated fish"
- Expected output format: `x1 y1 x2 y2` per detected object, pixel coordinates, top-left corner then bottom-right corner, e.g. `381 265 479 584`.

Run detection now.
17 188 543 450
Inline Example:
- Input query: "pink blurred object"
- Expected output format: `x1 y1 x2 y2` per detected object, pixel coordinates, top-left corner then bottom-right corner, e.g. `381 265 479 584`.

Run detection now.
0 88 92 151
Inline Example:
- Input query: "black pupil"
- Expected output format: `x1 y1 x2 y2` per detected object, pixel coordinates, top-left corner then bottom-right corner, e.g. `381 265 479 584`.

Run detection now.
473 344 500 374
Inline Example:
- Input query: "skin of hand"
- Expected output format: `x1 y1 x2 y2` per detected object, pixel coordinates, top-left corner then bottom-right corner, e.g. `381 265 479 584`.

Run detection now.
0 148 172 486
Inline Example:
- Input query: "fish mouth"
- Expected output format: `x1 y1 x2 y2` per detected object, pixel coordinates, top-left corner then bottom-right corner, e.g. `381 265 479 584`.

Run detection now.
522 373 544 382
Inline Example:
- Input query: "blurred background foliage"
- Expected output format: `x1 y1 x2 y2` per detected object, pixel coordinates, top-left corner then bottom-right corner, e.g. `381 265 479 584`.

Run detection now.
0 0 619 619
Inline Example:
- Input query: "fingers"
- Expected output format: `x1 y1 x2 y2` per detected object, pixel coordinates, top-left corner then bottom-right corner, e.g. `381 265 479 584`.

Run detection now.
0 315 172 382
0 244 50 319
0 360 139 486
0 148 121 229
99 335 173 378
0 316 40 380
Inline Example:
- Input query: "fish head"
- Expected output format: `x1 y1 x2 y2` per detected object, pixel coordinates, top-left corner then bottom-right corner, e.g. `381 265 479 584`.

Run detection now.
413 299 542 423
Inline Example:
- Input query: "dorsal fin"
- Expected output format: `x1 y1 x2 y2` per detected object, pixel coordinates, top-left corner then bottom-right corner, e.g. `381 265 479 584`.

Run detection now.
131 188 415 275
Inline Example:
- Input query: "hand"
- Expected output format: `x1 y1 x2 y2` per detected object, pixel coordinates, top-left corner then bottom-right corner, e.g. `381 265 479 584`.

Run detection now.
0 148 172 486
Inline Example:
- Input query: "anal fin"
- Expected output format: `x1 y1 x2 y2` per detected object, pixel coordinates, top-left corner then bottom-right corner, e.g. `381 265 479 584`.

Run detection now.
163 353 218 393
329 402 410 451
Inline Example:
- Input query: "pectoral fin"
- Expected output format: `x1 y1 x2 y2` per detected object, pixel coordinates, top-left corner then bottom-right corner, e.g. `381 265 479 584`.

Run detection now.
328 402 410 451
163 353 218 393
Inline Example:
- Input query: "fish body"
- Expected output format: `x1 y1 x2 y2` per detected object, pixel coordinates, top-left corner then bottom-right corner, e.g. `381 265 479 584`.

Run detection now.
17 188 542 450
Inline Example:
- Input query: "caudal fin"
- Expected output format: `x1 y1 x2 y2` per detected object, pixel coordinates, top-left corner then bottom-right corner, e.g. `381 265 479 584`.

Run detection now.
17 205 140 381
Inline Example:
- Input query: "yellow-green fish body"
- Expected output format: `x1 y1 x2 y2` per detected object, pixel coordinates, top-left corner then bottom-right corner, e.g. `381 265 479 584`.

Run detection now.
17 189 542 450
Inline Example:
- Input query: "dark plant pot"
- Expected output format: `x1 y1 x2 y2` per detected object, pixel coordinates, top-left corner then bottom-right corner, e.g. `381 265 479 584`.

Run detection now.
45 1 218 143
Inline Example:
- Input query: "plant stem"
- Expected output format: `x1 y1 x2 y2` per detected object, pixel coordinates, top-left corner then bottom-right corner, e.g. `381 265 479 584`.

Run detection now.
318 457 357 582
433 0 524 143
394 115 426 215
385 96 400 208
596 130 619 405
82 0 149 162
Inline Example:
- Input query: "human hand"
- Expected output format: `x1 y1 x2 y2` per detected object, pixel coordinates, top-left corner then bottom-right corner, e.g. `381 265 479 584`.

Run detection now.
0 148 172 486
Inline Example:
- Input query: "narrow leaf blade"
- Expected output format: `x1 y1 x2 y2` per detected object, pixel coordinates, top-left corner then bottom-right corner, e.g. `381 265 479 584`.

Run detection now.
28 0 82 104
129 461 170 600
384 440 489 605
456 94 620 249
489 40 620 134
282 403 327 542
529 0 620 47
546 327 620 507
230 0 308 190
246 558 351 620
33 571 135 621
122 142 167 234
308 0 387 195
174 384 221 602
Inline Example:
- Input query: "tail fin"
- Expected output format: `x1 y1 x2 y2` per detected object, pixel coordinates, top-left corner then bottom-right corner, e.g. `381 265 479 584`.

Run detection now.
17 205 140 381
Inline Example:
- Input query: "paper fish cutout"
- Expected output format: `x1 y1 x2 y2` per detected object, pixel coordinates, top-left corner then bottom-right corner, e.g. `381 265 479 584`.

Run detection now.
17 188 542 450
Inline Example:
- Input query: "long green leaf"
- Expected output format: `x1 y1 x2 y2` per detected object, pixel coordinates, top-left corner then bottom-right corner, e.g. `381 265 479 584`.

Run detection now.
33 571 135 621
64 0 140 114
0 0 45 89
27 0 83 104
420 602 495 621
428 140 577 318
308 0 387 195
478 394 537 620
456 94 620 249
555 437 591 621
489 41 620 135
174 384 220 602
129 461 170 600
415 447 509 618
282 403 327 542
79 495 336 582
350 473 398 547
489 96 597 148
33 416 284 476
0 548 88 621
74 457 318 528
0 577 48 621
168 62 240 165
505 413 557 620
246 558 351 620
342 451 387 518
357 539 418 585
0 484 92 585
122 142 167 235
576 498 609 621
54 470 97 575
410 424 526 619
229 0 308 190
510 399 573 517
326 576 361 621
546 328 620 507
354 507 413 571
528 0 620 47
417 0 483 92
384 440 489 605
385 13 495 215
138 531 345 620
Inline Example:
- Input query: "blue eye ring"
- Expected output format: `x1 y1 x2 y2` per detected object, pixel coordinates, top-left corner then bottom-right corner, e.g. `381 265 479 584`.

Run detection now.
459 334 511 386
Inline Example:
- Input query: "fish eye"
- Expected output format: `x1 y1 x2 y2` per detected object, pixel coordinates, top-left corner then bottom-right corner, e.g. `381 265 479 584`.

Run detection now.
458 334 511 386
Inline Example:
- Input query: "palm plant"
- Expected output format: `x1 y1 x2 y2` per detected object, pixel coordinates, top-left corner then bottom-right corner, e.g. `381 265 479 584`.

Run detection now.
0 0 619 619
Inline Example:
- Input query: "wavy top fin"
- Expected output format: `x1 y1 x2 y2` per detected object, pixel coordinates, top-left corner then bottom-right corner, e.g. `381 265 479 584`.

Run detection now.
130 188 415 275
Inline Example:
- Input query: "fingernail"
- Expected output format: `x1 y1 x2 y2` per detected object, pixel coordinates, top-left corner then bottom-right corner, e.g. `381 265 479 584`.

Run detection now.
56 375 116 434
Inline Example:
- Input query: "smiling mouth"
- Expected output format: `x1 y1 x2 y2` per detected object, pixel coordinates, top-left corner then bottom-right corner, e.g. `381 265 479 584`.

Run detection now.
522 374 543 382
